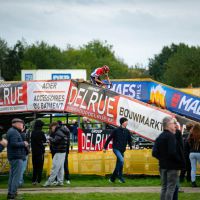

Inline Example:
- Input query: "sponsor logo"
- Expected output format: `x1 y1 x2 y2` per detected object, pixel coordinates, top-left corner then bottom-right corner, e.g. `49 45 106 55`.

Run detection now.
171 94 200 116
171 93 182 107
52 74 71 80
25 74 33 81
88 87 100 92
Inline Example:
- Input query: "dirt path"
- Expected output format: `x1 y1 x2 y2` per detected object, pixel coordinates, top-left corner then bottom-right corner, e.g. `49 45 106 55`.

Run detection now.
0 187 199 194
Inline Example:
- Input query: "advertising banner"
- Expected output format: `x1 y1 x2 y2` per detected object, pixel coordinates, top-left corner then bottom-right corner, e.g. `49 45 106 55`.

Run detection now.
27 80 70 111
147 82 200 122
108 80 149 101
66 80 174 141
107 79 200 122
0 82 27 113
78 128 113 152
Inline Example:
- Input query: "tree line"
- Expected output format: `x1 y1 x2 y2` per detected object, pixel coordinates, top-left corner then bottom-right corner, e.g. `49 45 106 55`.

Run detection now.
0 37 200 88
0 38 148 81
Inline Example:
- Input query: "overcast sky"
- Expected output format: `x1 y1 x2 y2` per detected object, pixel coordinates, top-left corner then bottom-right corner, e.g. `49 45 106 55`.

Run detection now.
0 0 200 68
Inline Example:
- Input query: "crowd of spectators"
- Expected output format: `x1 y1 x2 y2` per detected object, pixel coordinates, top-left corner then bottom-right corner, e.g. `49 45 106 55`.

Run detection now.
1 116 200 200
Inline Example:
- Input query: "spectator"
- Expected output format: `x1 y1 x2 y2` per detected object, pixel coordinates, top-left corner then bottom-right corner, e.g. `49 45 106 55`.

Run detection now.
59 120 71 185
188 83 193 88
0 139 7 153
18 122 29 188
180 122 194 183
103 117 134 183
156 116 185 200
82 117 89 129
185 123 200 187
152 128 185 200
87 118 93 129
72 120 78 143
6 118 28 200
31 120 46 185
42 121 69 186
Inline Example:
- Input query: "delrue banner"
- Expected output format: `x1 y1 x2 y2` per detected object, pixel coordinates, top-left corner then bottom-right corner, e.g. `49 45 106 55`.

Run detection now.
78 128 113 153
65 80 119 125
0 82 27 113
65 80 174 141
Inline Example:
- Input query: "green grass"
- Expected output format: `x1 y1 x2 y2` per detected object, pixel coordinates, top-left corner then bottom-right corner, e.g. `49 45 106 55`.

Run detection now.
0 172 200 188
0 193 199 200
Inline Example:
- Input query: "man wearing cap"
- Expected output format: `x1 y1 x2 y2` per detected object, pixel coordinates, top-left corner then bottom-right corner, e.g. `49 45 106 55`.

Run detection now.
6 118 28 200
103 117 134 183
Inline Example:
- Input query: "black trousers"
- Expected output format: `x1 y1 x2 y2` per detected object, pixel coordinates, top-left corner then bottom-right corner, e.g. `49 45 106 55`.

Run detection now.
90 76 101 85
64 153 70 180
180 155 191 181
32 153 44 183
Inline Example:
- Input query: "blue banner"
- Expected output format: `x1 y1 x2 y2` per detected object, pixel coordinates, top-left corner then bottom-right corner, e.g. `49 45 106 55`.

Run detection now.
106 79 200 121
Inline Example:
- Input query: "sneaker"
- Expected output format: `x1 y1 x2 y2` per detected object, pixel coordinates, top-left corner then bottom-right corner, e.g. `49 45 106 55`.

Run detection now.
109 179 115 183
14 194 25 199
178 188 184 193
56 183 64 186
119 179 125 183
32 182 36 185
7 194 15 200
52 181 57 185
36 182 42 186
66 180 70 184
192 181 198 187
42 183 51 187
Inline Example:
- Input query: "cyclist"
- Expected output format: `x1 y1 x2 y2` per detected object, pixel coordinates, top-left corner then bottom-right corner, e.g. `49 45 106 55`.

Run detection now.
90 65 112 87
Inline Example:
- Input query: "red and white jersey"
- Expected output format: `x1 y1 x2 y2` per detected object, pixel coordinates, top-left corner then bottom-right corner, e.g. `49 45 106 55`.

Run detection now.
91 68 108 77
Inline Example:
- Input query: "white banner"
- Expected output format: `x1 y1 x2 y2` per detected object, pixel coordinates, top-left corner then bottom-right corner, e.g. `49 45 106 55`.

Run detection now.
27 81 70 111
117 97 173 141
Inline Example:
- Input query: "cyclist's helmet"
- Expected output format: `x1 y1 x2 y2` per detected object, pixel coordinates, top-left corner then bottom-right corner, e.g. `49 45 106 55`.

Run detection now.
102 65 109 72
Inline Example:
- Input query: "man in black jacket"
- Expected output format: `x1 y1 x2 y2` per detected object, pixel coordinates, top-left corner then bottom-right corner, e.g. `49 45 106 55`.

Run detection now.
156 116 185 200
6 118 28 200
42 121 69 186
31 120 46 185
103 117 134 183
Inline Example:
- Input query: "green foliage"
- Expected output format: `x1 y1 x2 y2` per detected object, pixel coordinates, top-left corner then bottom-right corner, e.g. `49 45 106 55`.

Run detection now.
0 38 149 81
161 45 200 87
148 43 186 81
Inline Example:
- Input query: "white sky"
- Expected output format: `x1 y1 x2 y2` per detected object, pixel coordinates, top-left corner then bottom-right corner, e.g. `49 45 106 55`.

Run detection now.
0 0 200 68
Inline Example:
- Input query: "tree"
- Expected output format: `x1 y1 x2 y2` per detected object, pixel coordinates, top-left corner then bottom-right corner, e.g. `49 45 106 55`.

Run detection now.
148 43 186 81
161 45 200 87
0 38 9 80
4 40 26 81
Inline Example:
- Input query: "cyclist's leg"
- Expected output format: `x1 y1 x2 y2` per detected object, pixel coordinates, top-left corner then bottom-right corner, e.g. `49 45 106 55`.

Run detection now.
90 76 96 84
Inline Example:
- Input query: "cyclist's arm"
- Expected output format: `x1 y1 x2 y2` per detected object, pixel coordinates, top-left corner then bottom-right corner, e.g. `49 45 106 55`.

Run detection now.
106 76 111 84
95 76 105 85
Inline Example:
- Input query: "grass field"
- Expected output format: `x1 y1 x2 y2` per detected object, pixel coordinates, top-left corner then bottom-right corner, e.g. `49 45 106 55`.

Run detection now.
0 173 199 200
0 193 199 200
0 172 199 188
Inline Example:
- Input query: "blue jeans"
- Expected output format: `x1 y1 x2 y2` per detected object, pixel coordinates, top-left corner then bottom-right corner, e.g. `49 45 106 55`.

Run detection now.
8 159 23 195
72 134 77 143
190 152 200 182
19 155 28 185
110 149 124 182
